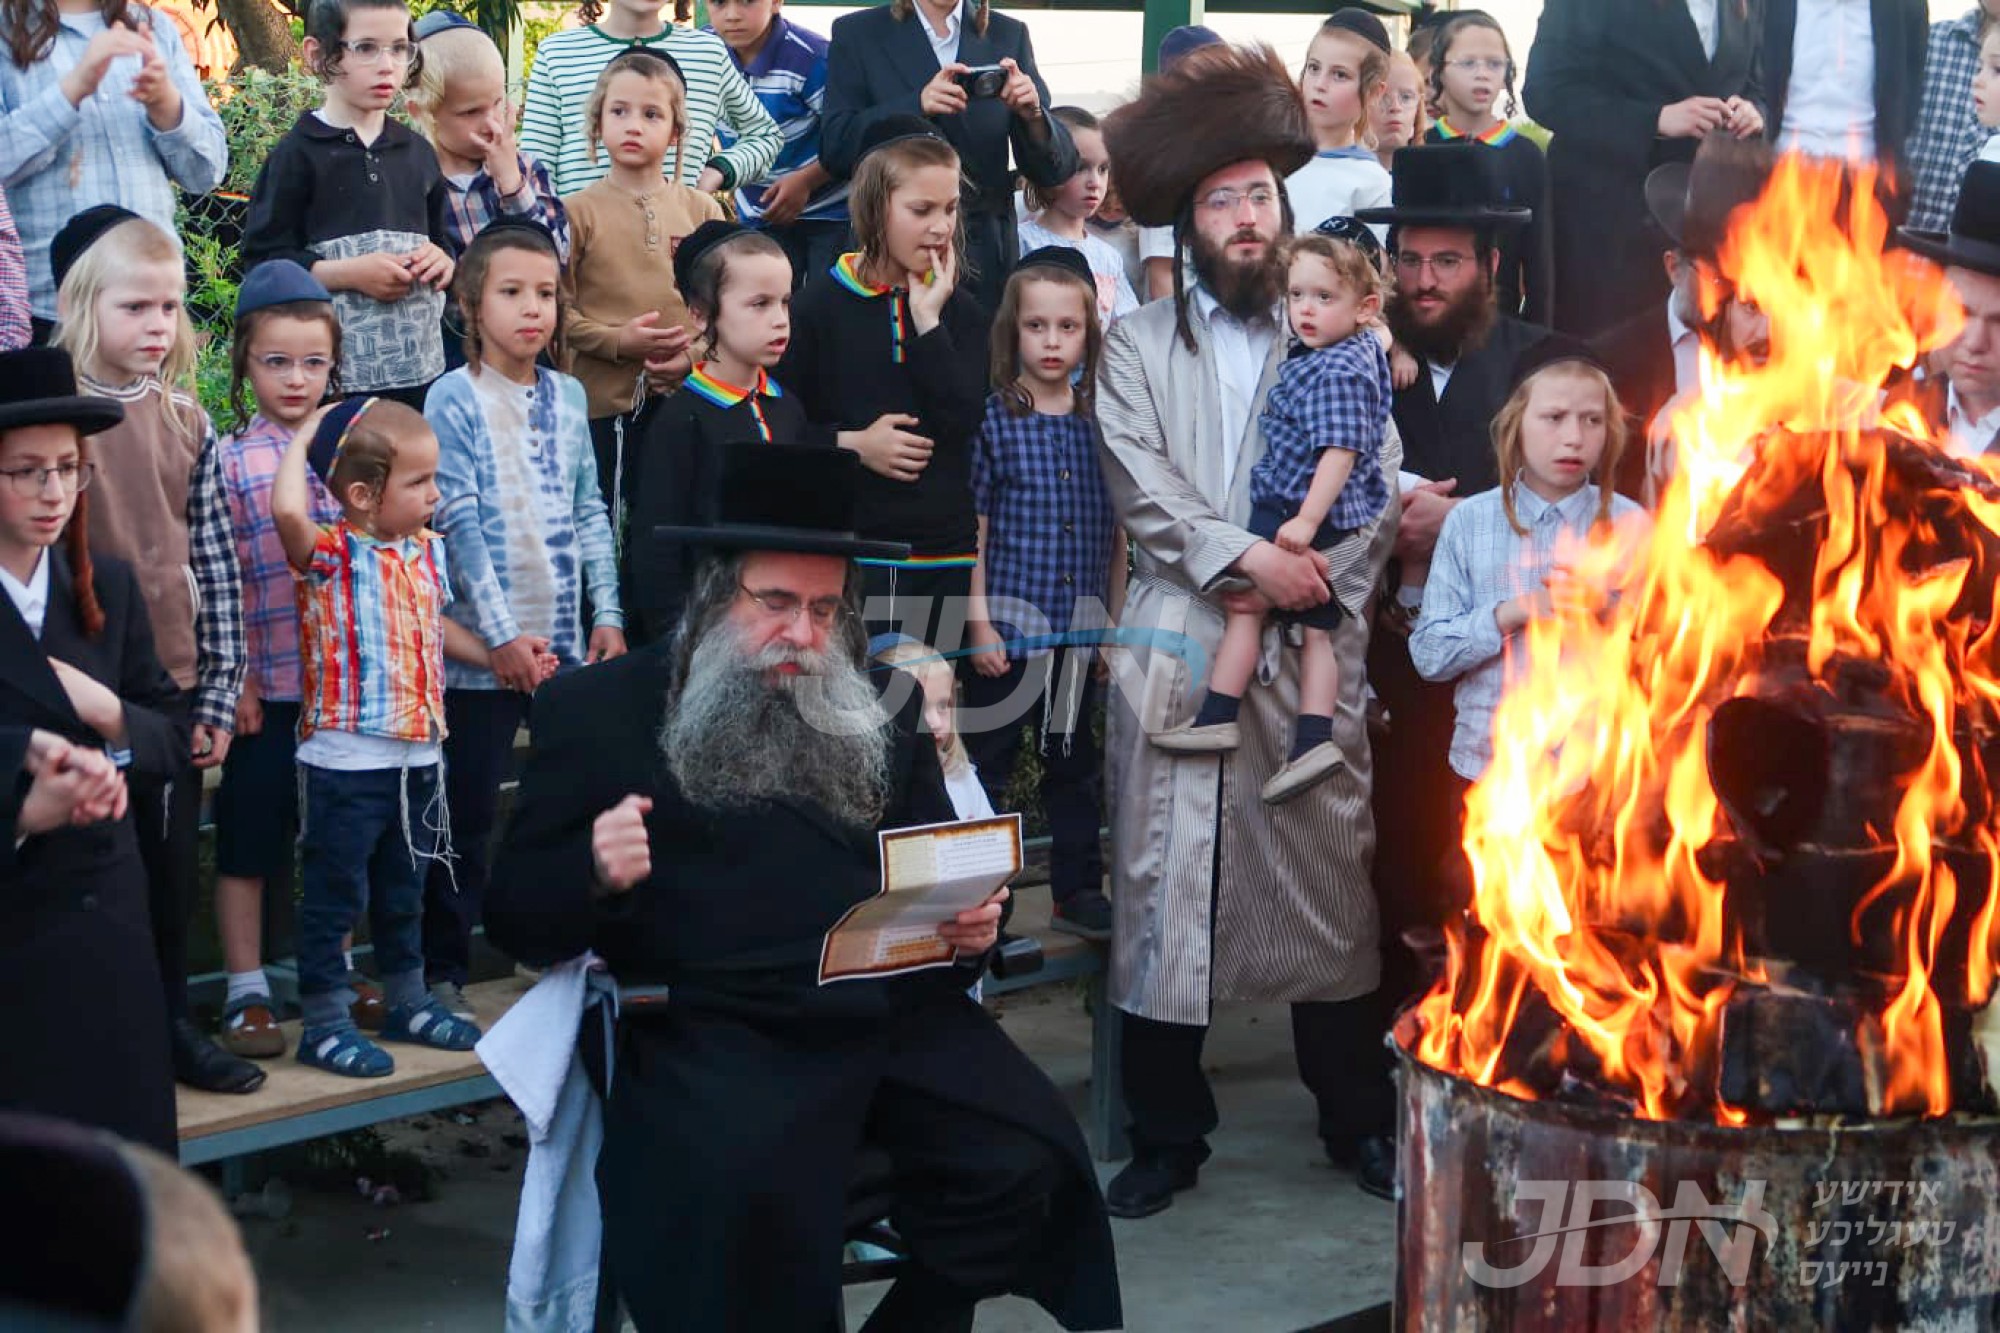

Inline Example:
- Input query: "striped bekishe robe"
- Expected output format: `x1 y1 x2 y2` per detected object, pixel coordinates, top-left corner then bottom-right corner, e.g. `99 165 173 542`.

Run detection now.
1095 295 1402 1026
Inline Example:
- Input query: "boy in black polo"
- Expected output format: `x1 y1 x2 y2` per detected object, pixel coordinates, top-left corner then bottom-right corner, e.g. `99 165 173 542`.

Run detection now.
242 0 455 412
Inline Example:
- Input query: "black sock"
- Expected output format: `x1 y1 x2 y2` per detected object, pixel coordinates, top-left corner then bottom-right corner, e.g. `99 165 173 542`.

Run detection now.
1192 690 1242 728
1290 714 1333 761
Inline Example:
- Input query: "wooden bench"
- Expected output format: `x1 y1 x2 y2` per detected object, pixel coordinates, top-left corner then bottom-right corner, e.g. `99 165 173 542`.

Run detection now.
177 916 1127 1178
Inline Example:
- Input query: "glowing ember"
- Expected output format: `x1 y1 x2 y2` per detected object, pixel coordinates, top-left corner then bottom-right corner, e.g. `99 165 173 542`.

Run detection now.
1411 156 2000 1123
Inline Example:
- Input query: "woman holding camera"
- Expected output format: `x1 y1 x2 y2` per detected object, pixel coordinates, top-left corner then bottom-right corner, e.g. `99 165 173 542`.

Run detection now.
822 0 1076 314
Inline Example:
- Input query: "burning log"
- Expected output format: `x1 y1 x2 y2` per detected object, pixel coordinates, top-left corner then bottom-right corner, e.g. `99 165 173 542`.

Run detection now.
1716 979 1871 1117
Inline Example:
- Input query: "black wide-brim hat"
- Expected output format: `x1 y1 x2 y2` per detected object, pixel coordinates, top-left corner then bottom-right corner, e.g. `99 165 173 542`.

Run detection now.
654 443 911 561
1101 42 1314 229
0 348 125 437
1643 137 1775 260
1899 161 2000 278
1356 142 1532 230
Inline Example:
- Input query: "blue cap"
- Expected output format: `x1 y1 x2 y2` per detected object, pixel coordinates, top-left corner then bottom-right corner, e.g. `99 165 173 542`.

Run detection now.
1158 24 1222 70
413 8 475 39
308 396 376 483
236 259 333 319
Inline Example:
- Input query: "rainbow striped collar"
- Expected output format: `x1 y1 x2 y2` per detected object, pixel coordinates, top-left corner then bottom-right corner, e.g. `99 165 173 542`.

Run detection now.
830 252 908 362
684 364 782 408
1435 117 1518 147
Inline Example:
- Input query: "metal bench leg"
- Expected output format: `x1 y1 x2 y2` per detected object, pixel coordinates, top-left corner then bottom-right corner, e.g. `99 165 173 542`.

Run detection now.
1088 972 1129 1162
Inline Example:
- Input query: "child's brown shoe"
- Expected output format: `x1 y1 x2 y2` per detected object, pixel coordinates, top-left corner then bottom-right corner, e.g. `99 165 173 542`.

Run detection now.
1261 740 1348 804
1150 721 1241 753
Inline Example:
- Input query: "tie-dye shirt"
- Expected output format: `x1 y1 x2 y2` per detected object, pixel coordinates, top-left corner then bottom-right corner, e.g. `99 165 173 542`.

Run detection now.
426 365 621 691
296 520 451 745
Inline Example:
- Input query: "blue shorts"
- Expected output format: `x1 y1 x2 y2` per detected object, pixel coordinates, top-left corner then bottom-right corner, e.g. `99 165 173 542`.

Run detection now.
1248 501 1352 631
212 700 303 880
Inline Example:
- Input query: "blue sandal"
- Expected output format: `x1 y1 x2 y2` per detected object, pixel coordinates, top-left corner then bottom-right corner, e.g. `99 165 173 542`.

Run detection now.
296 1025 394 1078
381 997 482 1051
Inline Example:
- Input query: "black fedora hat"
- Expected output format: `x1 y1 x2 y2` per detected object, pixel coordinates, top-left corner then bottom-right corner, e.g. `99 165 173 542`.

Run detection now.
0 348 124 437
654 444 911 561
1356 142 1532 230
1899 161 2000 278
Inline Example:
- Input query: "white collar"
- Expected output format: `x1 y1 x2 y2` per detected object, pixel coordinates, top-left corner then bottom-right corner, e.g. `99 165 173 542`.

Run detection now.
0 548 50 624
1190 284 1279 332
1667 296 1697 347
1948 382 2000 434
919 0 964 39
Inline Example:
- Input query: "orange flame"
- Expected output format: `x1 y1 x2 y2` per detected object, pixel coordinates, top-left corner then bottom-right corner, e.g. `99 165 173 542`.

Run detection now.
1412 156 2000 1122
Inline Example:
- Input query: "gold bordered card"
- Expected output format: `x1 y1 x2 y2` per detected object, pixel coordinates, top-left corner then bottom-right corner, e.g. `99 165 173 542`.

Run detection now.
817 814 1023 983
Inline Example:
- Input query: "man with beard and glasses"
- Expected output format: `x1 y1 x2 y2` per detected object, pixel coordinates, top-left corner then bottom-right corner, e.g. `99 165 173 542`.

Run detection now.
485 444 1121 1333
1095 42 1406 1215
1351 141 1541 1038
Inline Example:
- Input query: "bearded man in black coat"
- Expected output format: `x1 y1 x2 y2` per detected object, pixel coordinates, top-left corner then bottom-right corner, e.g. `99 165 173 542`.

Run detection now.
486 445 1121 1333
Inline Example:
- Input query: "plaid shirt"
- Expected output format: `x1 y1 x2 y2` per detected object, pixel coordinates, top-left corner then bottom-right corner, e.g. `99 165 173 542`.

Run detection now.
439 152 572 264
1252 332 1392 532
0 186 25 350
1409 483 1648 780
0 5 227 319
970 397 1117 654
297 521 452 745
1906 8 1986 233
214 415 341 703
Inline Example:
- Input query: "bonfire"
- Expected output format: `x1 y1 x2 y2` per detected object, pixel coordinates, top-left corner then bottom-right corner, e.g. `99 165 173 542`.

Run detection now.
1410 156 2000 1126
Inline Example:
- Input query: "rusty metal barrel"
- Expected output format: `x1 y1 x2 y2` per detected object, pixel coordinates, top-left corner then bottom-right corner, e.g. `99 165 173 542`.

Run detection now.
1394 1039 2000 1331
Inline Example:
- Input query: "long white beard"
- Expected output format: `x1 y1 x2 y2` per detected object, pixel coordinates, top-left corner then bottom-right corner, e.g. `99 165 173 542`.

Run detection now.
661 622 892 828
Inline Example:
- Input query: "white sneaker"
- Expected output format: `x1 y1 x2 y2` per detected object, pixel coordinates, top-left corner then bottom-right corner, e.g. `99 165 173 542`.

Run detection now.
1150 720 1242 753
1261 740 1348 804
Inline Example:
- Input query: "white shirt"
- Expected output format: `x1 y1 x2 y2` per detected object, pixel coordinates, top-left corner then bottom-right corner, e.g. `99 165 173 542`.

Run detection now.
1947 383 2000 458
921 0 965 68
0 548 49 638
1668 297 1701 397
1686 0 1719 61
1427 359 1455 402
1981 132 2000 166
1285 150 1394 240
943 760 996 821
1192 286 1279 488
1778 0 1877 160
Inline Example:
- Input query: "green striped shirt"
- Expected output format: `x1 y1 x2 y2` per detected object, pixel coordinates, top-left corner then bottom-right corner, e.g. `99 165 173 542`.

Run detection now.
520 23 784 196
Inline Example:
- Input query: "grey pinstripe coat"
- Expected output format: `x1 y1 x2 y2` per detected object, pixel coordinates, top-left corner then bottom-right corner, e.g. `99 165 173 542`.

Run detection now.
1095 295 1401 1027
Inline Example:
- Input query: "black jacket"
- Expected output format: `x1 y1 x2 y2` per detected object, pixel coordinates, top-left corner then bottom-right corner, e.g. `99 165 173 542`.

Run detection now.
1762 0 1927 202
1593 301 1681 500
1391 315 1550 496
486 641 1122 1330
821 3 1077 313
0 550 185 1152
1524 0 1767 335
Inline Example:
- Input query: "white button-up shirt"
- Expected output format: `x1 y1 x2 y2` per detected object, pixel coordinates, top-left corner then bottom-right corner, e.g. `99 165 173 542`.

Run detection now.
1192 286 1279 489
1428 359 1456 403
1778 0 1878 160
922 0 965 68
0 548 49 638
1947 383 2000 458
1668 297 1701 397
1686 0 1720 61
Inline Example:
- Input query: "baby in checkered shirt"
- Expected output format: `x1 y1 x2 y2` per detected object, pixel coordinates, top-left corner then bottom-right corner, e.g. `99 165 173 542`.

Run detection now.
1151 224 1392 805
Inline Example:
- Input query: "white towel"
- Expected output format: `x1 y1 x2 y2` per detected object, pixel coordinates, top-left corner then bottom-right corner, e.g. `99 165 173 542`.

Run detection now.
478 957 607 1333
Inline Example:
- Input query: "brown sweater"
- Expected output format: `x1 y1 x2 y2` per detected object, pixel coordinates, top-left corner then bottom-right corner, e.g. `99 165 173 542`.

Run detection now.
79 378 205 690
563 179 724 420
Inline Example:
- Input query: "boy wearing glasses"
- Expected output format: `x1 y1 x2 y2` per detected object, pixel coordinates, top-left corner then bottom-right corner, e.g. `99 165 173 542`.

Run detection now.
242 0 455 414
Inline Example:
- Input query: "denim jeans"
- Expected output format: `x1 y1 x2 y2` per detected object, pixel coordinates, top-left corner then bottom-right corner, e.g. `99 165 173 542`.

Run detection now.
298 763 444 1030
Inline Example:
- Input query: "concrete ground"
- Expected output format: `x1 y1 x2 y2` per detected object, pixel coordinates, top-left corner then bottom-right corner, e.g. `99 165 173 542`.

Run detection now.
241 985 1397 1331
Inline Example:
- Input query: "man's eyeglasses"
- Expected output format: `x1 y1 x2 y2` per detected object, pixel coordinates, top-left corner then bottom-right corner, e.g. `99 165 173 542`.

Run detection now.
1444 57 1509 76
0 462 95 498
738 584 850 629
339 39 417 64
1395 251 1470 279
1197 186 1280 215
254 354 335 377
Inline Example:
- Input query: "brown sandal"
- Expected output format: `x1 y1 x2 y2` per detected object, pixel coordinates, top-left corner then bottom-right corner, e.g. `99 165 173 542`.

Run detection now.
219 998 286 1060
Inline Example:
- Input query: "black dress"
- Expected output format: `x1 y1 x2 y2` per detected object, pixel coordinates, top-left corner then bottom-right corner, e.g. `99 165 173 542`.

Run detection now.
0 550 186 1151
486 644 1123 1331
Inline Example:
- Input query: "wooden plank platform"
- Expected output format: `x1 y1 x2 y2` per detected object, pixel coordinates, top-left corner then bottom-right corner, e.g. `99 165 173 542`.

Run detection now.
177 974 531 1156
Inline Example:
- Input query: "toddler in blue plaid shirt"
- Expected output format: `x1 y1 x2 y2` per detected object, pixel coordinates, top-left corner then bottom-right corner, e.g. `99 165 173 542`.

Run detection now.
1153 225 1391 805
